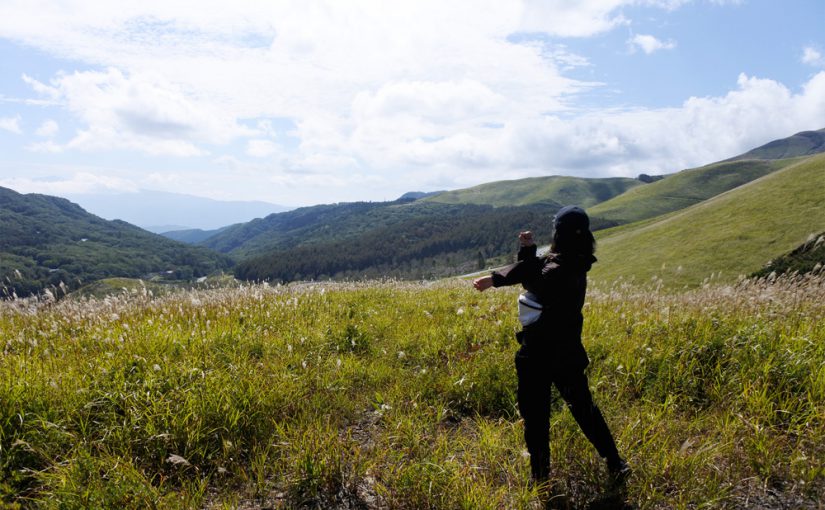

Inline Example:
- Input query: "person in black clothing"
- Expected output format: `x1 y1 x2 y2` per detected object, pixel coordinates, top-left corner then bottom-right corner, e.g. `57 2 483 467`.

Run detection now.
473 205 628 485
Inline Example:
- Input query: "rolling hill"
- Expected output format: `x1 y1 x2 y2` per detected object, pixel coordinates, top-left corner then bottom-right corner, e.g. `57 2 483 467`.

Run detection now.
201 199 582 282
162 226 229 244
729 127 825 161
587 128 825 226
0 187 233 297
587 158 800 225
589 153 825 287
422 175 644 207
195 175 649 283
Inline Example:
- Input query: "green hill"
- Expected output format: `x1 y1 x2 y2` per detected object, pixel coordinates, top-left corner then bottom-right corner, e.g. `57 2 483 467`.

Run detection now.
162 226 228 244
588 128 825 226
225 201 565 282
588 158 799 225
0 187 233 297
422 175 643 207
730 127 825 161
201 201 402 258
590 153 825 287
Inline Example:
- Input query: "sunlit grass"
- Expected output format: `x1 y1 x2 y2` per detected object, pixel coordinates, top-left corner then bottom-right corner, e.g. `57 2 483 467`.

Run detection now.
1 274 823 508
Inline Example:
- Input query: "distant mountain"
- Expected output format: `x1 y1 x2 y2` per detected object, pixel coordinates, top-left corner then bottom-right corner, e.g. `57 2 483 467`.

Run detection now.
231 201 566 282
162 226 229 244
64 190 291 231
590 153 825 287
730 128 825 161
198 190 626 283
0 187 233 297
422 175 643 207
398 191 444 201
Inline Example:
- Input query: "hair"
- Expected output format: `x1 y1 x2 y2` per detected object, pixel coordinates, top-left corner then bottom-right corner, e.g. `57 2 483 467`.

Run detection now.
550 227 596 257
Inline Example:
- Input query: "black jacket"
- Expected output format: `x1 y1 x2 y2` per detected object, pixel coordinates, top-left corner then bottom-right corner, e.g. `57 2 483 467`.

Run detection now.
491 245 596 371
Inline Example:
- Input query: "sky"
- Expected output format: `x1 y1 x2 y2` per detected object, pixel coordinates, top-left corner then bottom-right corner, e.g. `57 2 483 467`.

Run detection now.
1 0 824 208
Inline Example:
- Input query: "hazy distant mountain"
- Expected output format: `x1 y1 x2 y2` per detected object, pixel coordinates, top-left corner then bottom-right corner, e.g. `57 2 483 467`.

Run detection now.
162 226 229 244
64 190 291 232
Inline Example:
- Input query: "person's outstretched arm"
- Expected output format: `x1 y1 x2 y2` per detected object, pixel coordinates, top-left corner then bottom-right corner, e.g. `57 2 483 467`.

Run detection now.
473 231 539 292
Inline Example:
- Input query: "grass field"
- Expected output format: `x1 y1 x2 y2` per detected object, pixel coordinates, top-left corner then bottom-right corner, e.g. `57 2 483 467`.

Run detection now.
1 273 824 509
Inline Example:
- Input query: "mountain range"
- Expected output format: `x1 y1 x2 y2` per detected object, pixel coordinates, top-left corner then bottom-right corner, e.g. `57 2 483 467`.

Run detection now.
0 187 232 297
2 127 824 296
64 189 291 232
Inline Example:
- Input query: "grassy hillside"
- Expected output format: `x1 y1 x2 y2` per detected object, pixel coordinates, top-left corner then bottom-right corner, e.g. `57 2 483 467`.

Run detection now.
730 127 825 161
752 231 825 278
590 154 825 287
202 200 408 257
2 278 823 508
0 187 233 297
423 175 643 207
588 158 798 225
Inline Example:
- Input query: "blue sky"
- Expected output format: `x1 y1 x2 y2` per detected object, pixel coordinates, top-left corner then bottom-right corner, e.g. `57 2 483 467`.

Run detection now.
1 0 824 207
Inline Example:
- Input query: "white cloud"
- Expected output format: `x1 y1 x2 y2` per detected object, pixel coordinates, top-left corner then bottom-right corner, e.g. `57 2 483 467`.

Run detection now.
802 46 824 67
35 119 59 137
0 114 22 134
496 72 825 178
629 34 677 54
23 68 253 156
246 139 279 158
1 1 820 206
0 172 139 195
25 140 64 153
319 71 825 189
518 0 630 37
517 0 703 38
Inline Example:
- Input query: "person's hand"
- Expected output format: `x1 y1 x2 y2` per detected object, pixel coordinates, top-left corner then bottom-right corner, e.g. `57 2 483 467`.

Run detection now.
473 275 493 292
519 231 535 247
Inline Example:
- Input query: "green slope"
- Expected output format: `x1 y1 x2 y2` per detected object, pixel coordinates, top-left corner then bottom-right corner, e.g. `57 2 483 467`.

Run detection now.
589 153 825 287
588 158 799 225
0 187 233 297
751 231 825 278
730 128 825 161
423 175 643 207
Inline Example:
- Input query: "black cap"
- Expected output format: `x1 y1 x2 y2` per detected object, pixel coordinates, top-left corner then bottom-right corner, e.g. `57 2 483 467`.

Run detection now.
554 205 590 232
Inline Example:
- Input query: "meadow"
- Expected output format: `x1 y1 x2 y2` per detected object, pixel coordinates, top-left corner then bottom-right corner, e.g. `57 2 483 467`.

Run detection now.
1 273 824 509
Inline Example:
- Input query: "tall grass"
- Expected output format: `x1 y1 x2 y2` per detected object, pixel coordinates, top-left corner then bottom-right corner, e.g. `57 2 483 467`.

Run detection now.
1 275 823 508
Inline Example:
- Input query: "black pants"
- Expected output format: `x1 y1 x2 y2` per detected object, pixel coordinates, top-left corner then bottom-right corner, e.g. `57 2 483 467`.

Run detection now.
515 351 620 481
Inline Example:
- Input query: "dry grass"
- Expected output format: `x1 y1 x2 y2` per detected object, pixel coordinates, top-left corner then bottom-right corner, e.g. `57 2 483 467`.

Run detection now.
1 274 823 509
